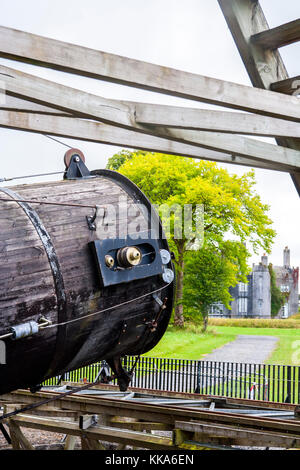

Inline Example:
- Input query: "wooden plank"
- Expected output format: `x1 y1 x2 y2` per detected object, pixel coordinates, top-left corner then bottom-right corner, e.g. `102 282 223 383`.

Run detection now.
143 125 300 170
270 76 300 95
1 64 300 172
251 19 300 50
0 111 291 172
0 26 300 121
5 390 300 435
2 94 300 139
135 103 300 138
175 420 300 448
0 95 69 115
11 414 176 450
218 0 300 196
0 64 299 169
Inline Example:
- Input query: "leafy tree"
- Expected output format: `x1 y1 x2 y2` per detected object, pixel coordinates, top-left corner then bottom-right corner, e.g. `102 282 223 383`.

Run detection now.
183 245 237 331
107 150 148 170
268 263 285 317
107 151 275 327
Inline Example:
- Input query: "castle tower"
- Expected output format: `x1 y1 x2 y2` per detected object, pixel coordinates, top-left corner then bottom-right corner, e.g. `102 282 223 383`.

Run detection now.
283 246 290 268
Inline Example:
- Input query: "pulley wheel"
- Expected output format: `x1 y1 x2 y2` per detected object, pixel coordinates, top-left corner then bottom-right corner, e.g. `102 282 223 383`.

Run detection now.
117 246 142 268
64 148 85 169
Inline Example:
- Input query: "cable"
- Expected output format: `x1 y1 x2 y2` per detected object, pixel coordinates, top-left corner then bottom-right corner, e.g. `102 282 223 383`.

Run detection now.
0 283 171 340
43 283 171 330
0 171 64 183
43 134 73 149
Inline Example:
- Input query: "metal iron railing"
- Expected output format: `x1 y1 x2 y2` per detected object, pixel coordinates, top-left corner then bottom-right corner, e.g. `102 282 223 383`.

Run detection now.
43 357 300 404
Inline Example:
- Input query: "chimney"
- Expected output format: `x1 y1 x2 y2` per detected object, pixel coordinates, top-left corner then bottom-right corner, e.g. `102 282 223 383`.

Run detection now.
283 246 290 268
261 253 268 267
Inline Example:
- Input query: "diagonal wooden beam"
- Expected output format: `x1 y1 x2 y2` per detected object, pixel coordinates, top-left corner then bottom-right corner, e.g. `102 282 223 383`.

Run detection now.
0 111 292 172
0 95 70 115
251 18 300 50
218 0 300 196
2 96 300 140
134 103 300 139
0 25 300 121
140 125 300 170
1 65 300 170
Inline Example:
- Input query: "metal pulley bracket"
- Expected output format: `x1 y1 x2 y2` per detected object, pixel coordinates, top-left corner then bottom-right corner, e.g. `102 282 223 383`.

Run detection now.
63 148 92 180
89 230 165 287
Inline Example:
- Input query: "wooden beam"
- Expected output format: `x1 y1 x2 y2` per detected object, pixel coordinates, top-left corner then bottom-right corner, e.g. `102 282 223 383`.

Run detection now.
251 19 300 50
2 95 300 139
1 65 300 170
175 420 300 448
0 95 70 115
10 415 176 450
218 0 300 196
0 25 300 121
135 103 300 138
217 0 288 90
0 111 294 172
270 76 300 95
142 125 300 170
8 420 34 450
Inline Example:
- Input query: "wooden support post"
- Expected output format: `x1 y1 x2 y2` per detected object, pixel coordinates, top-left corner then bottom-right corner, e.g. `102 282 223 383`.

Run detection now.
8 420 34 450
64 435 77 451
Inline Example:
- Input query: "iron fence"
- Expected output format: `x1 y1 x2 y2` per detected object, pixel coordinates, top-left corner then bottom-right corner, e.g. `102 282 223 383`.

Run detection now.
43 357 300 404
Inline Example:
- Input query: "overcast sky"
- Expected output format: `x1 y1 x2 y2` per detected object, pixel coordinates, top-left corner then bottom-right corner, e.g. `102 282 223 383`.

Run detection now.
0 0 299 268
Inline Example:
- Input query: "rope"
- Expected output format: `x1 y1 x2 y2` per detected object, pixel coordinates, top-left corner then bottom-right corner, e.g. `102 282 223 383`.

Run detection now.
0 197 102 210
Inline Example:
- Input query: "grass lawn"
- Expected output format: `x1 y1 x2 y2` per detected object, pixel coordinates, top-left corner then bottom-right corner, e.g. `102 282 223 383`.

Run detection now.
144 324 300 365
143 324 237 360
214 326 300 365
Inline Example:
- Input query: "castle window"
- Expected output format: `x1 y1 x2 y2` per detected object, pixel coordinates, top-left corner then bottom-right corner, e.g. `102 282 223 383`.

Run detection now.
238 297 248 315
238 282 248 293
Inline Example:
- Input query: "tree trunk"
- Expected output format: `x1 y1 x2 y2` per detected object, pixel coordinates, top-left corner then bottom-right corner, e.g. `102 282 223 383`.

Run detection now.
174 247 185 328
202 308 208 332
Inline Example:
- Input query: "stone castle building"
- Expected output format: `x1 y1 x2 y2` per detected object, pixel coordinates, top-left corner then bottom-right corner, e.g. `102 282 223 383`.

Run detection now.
209 247 299 319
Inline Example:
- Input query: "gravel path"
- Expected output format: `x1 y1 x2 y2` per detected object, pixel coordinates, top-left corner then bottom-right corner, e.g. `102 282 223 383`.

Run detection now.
203 335 278 363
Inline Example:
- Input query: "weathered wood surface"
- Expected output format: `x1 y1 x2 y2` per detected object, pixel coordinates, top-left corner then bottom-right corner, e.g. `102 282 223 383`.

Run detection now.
270 76 300 95
175 420 300 448
251 18 300 50
218 0 300 197
2 95 300 140
8 414 175 450
135 103 300 139
0 111 291 172
0 175 173 394
0 26 299 120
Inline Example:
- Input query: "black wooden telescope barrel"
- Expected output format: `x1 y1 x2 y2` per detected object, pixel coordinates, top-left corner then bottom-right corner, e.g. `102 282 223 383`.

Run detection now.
0 169 174 394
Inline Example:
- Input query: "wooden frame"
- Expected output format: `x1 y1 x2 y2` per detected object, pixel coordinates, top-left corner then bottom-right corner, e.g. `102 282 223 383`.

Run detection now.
0 2 299 188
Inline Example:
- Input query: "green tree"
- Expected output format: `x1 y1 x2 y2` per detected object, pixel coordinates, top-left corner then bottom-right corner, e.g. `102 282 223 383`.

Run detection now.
268 263 285 317
107 150 148 170
107 151 275 327
183 245 237 331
